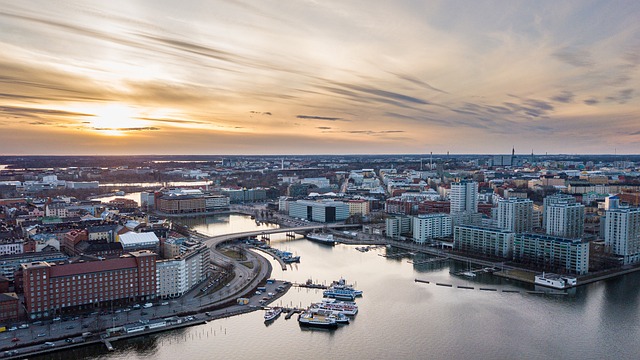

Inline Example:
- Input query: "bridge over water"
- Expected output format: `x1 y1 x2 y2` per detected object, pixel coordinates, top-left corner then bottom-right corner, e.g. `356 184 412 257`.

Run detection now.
198 223 362 248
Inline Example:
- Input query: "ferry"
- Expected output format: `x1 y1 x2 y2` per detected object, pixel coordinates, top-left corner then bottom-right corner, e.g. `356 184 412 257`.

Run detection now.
331 278 363 297
306 233 336 245
534 273 577 289
311 299 358 316
323 288 357 301
298 311 338 329
264 307 283 322
309 308 350 324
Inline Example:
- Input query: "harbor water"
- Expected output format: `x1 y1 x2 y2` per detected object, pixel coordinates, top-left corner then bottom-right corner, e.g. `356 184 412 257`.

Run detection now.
35 215 640 360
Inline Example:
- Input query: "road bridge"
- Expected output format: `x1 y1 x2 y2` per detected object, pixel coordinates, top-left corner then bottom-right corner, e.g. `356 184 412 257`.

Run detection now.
199 223 362 248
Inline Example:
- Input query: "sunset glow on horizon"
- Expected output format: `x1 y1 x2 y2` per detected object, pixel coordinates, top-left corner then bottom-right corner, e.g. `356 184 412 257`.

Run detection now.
1 1 639 155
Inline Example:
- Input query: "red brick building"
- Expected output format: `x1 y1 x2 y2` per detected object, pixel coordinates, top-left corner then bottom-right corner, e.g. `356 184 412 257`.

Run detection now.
0 293 19 322
22 251 156 319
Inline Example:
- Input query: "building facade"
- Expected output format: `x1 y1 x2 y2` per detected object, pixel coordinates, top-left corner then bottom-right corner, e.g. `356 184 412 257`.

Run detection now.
450 180 478 214
412 214 452 243
156 243 210 298
453 225 514 258
288 200 349 223
496 198 533 234
545 202 585 239
512 234 589 275
22 251 157 318
604 207 640 265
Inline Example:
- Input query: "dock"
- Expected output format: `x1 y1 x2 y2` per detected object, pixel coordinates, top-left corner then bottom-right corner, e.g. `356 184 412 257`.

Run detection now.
104 340 114 351
379 251 415 258
408 256 449 265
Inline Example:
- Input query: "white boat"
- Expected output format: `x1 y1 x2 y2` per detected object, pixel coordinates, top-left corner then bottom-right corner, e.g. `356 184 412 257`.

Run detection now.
298 311 338 329
309 308 349 324
264 307 282 322
534 273 577 289
311 299 358 316
306 233 335 245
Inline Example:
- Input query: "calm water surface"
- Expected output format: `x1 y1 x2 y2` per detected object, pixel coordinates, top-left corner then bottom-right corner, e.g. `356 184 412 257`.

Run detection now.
39 215 640 360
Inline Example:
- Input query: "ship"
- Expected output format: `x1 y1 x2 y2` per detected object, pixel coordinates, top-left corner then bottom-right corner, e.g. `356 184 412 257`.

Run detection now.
330 278 363 297
323 287 357 301
306 233 336 245
298 311 338 329
309 308 350 324
264 307 283 322
310 299 358 316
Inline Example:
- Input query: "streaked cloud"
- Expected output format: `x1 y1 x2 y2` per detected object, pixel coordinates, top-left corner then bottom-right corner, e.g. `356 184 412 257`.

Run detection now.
0 1 638 154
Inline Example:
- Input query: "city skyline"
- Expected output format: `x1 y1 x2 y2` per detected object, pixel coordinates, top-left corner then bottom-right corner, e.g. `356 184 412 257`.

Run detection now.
1 1 639 155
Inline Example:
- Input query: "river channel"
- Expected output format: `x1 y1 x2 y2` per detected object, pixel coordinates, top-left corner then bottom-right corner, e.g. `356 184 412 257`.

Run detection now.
36 214 640 360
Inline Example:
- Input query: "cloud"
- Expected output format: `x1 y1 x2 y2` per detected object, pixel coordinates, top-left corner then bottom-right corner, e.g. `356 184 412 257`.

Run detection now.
316 126 332 130
550 91 575 103
297 115 343 121
605 89 634 104
552 47 594 67
0 106 93 119
92 127 160 132
583 98 599 105
249 111 272 115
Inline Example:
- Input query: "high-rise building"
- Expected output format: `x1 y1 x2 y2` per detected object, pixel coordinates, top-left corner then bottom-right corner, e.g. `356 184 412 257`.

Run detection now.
412 214 452 243
604 207 640 265
546 202 585 239
497 198 533 234
450 180 478 214
542 193 576 228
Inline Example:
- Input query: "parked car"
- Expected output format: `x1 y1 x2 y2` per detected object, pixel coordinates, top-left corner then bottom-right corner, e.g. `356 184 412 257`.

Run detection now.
37 333 46 337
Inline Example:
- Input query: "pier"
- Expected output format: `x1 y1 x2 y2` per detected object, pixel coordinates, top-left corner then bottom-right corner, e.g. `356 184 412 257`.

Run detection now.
104 340 114 351
408 256 449 265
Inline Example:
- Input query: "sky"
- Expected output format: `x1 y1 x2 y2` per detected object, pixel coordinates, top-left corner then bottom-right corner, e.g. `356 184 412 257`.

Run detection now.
0 1 639 155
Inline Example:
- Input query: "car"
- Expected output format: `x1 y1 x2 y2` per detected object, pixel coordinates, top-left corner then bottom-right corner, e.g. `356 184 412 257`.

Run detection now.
37 333 46 337
123 308 131 312
19 324 29 329
65 338 74 343
42 341 55 348
205 312 211 316
66 325 75 330
161 301 169 306
7 326 17 331
52 317 61 322
141 311 148 315
132 304 141 309
82 324 89 328
10 337 19 342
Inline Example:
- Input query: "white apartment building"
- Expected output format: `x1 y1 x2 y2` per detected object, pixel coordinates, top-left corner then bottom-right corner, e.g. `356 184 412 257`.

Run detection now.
546 202 584 239
450 180 478 214
497 198 533 234
454 225 514 258
604 207 640 265
412 214 452 243
157 244 210 298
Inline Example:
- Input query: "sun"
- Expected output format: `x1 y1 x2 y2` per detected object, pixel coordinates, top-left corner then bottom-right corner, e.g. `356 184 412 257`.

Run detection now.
88 104 147 136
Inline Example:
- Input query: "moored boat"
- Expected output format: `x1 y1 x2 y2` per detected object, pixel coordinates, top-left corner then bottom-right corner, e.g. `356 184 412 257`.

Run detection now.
298 311 338 329
306 233 336 245
264 307 283 322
